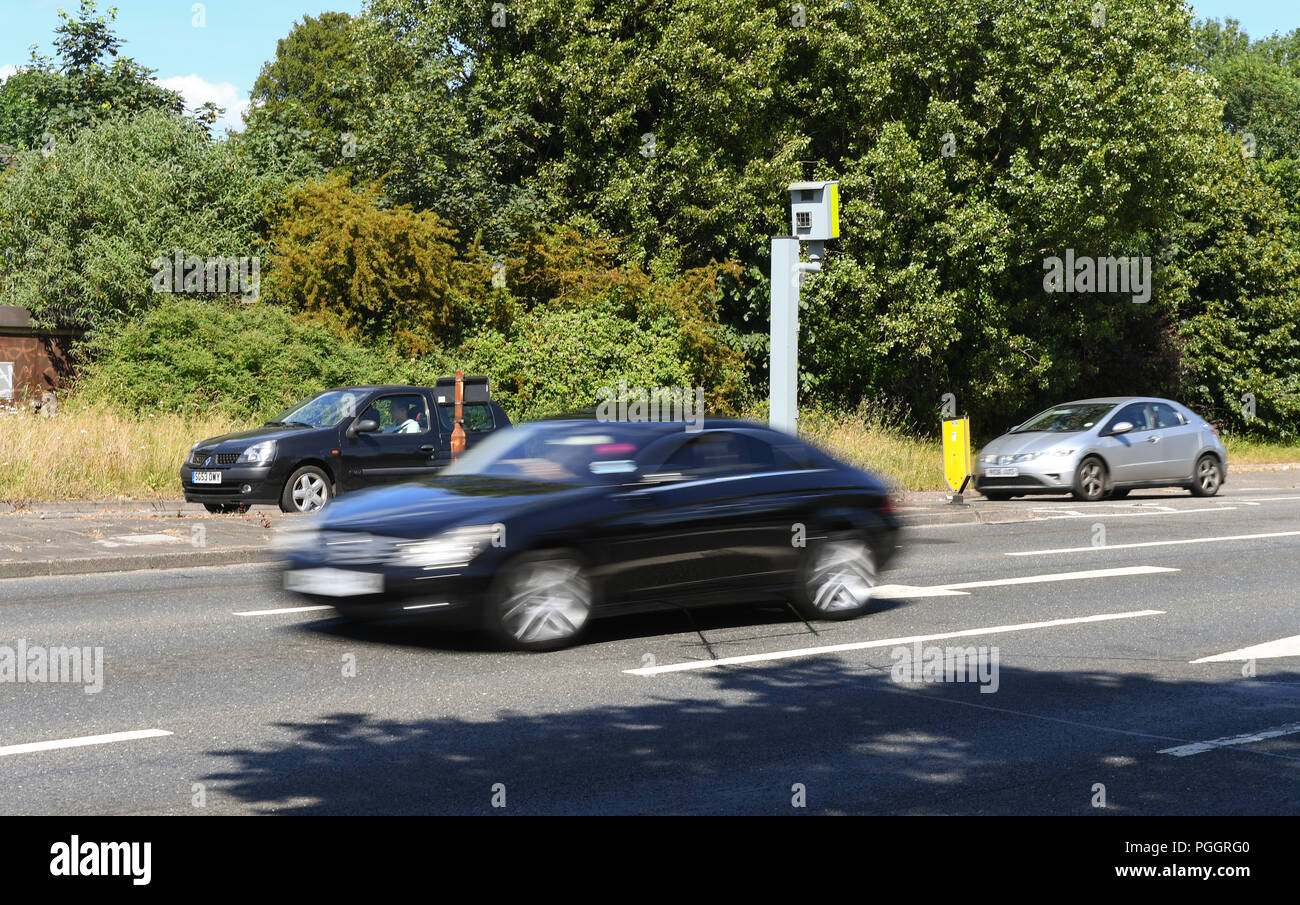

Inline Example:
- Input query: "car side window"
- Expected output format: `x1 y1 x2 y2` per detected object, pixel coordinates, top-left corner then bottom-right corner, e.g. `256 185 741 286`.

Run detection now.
369 394 429 434
1109 403 1150 433
1152 403 1184 428
662 431 776 478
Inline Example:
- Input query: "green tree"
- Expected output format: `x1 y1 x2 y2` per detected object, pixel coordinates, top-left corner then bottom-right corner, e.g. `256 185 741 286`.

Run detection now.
243 12 365 174
0 1 183 149
0 109 284 331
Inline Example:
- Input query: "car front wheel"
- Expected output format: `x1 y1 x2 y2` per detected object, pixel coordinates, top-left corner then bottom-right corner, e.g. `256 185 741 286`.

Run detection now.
1071 456 1108 502
280 466 332 513
1189 454 1223 497
486 552 593 651
794 532 878 621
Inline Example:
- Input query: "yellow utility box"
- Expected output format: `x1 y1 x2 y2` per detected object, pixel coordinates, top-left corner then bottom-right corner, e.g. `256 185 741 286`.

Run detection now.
942 416 972 493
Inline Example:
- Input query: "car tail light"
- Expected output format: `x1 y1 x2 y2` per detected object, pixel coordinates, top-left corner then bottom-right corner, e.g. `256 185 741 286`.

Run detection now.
879 495 896 516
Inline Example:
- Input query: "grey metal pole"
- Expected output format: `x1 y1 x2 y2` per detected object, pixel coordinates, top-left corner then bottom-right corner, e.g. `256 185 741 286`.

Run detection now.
770 236 800 435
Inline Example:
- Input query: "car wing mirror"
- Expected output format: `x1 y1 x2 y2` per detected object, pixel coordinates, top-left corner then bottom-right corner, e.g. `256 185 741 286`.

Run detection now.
347 418 380 439
1109 421 1134 435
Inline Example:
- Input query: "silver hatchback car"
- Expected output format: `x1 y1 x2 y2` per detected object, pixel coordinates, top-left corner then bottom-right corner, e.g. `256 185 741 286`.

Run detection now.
973 397 1228 501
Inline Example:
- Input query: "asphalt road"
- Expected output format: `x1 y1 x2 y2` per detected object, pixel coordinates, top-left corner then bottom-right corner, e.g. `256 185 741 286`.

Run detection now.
2 481 1298 815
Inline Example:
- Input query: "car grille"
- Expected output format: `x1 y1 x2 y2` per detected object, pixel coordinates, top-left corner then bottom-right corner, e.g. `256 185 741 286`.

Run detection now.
189 450 239 466
318 532 404 565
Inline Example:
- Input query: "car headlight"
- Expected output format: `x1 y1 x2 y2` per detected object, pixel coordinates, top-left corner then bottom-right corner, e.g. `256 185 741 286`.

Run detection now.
397 524 501 569
237 440 276 465
978 454 998 464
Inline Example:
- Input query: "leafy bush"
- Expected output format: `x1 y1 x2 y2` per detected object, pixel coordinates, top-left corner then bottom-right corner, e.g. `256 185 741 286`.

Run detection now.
457 227 753 421
264 175 506 356
73 295 447 420
0 108 283 331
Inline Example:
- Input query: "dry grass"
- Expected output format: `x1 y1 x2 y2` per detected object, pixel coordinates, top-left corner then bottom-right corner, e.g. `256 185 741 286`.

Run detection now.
798 402 946 492
0 402 243 505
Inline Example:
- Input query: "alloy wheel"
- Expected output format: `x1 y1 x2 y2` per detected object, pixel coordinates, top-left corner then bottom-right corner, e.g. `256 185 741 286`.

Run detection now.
497 559 592 646
1075 459 1106 501
805 539 878 614
292 473 328 511
1195 456 1222 495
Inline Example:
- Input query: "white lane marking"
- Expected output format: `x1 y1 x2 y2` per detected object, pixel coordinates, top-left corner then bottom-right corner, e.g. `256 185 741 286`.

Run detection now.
1191 634 1300 663
865 566 1174 599
0 729 172 758
1158 722 1300 757
1030 506 1233 520
625 609 1165 675
872 584 969 599
940 565 1176 589
1008 530 1300 556
1241 495 1300 502
233 605 334 616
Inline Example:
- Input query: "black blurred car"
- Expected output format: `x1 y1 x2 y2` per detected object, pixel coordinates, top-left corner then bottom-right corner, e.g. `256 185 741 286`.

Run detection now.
277 419 901 650
180 379 509 513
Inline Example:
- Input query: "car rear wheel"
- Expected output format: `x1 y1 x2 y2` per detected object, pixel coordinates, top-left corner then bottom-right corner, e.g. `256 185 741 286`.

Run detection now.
1189 454 1223 497
795 532 878 621
280 466 332 513
1071 456 1108 502
486 552 593 651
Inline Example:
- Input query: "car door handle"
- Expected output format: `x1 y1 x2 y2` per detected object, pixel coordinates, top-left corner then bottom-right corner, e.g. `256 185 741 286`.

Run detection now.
419 445 436 452
1146 436 1159 443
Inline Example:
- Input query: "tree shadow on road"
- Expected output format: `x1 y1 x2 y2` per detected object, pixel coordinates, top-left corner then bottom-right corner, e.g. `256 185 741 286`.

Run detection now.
202 656 1300 815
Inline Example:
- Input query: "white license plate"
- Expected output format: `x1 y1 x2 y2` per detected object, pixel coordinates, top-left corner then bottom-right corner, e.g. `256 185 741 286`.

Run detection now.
192 471 222 484
283 568 383 597
986 467 1019 477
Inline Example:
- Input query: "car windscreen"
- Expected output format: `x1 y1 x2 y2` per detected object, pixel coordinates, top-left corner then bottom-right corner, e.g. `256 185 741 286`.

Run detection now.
271 390 364 428
443 423 646 483
1012 403 1117 433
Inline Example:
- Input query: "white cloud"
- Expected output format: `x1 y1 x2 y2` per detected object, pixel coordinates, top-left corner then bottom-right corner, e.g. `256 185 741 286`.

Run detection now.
156 74 250 135
1 64 20 82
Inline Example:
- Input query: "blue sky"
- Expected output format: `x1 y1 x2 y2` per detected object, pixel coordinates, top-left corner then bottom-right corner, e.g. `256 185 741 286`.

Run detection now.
0 0 1296 134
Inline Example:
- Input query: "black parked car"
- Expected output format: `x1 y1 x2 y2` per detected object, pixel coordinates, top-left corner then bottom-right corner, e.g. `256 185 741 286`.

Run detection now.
181 379 509 513
277 419 901 650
